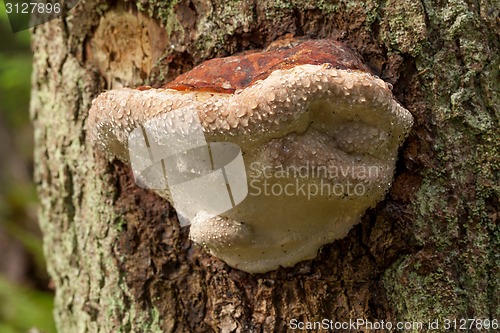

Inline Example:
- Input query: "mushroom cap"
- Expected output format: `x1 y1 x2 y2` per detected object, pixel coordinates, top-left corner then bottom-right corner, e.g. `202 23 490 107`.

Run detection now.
88 38 413 273
89 38 412 159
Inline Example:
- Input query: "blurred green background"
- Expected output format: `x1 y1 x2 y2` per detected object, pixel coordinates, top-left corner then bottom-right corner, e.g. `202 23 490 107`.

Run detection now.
0 6 56 333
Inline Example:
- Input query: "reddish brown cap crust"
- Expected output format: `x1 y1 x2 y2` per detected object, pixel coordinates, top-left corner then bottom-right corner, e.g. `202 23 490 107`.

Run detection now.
163 39 372 93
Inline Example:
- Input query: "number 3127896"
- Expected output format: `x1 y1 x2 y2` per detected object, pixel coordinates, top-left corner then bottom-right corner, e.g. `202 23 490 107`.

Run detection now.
5 2 61 14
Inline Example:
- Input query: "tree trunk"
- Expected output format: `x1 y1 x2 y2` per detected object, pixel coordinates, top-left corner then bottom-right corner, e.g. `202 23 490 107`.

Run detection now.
31 0 499 332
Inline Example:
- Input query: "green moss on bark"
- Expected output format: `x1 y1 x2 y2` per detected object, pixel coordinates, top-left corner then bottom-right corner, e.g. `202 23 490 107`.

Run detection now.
382 0 499 328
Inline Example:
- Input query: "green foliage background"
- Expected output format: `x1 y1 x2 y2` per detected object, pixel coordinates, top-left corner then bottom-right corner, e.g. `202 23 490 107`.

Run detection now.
0 6 56 333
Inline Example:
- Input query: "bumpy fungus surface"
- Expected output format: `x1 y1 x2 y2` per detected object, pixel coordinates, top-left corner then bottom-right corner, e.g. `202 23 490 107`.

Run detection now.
88 39 413 273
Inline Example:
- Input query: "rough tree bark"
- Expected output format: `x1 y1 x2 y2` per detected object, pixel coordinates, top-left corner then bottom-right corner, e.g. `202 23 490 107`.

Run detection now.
31 0 499 332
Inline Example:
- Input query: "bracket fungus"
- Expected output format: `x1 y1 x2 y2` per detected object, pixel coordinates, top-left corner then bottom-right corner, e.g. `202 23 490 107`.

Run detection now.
88 39 413 273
